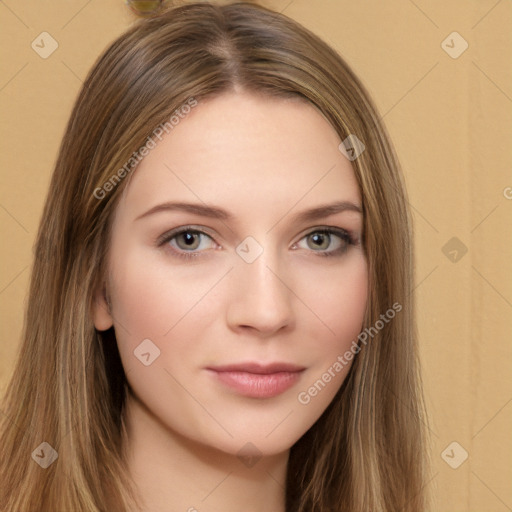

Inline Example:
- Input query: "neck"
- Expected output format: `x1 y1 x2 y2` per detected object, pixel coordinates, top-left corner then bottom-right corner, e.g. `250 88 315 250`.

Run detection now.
123 392 288 512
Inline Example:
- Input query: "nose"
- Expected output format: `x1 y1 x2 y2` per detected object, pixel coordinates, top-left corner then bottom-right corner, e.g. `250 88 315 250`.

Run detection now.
226 247 295 337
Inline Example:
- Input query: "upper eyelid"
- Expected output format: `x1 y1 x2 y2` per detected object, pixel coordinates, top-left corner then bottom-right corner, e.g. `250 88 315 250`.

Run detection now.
156 225 216 245
157 225 355 247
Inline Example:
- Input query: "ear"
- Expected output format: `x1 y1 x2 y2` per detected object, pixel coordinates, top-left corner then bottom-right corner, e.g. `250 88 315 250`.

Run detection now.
92 283 114 331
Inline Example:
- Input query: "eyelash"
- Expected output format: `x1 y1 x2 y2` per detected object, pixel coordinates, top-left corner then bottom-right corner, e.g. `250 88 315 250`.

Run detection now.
156 225 359 261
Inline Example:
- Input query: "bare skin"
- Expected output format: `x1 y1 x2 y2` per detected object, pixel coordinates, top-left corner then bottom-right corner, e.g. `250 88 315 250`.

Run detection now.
93 90 368 512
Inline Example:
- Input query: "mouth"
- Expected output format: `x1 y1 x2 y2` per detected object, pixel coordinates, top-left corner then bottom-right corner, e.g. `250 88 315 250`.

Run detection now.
205 362 306 399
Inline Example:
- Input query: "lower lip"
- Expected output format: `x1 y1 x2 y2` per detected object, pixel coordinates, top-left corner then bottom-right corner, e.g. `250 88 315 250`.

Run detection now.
208 370 303 398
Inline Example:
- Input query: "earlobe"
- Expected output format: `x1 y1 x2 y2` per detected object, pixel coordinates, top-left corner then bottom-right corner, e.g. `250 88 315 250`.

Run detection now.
92 285 114 331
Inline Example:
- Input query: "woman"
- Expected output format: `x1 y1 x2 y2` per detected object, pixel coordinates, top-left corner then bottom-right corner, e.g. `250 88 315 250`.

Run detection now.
0 2 430 511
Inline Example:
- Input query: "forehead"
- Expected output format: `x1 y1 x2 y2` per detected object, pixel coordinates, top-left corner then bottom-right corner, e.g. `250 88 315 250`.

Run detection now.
118 91 361 219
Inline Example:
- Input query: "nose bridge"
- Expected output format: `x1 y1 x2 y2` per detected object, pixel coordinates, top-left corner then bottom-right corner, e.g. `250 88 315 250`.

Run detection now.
244 249 283 297
228 238 294 332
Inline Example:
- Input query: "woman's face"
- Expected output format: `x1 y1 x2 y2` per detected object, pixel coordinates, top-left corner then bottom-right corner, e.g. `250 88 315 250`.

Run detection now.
93 91 368 457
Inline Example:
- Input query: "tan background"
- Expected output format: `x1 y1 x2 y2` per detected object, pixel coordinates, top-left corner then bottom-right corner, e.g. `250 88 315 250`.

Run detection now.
1 1 511 510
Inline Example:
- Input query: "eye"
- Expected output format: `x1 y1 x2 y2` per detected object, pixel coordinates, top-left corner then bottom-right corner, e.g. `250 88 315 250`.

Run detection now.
156 225 358 260
157 226 217 258
294 228 356 257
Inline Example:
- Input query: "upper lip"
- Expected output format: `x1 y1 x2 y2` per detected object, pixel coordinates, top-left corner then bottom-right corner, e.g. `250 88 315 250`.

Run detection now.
207 362 306 374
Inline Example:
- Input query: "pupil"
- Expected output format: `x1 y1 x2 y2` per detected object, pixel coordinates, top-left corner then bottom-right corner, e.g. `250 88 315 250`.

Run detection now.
181 232 198 247
311 233 328 249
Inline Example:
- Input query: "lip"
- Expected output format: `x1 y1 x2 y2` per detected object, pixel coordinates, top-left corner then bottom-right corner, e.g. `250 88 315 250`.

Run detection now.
206 362 306 399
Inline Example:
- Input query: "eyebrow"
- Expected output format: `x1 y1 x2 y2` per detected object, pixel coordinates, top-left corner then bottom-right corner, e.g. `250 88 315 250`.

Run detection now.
135 200 362 222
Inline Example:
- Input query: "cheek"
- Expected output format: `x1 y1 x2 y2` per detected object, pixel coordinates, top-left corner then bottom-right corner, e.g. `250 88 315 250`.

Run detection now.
106 246 229 383
297 254 368 348
292 255 368 408
107 241 368 456
108 248 219 339
332 263 367 344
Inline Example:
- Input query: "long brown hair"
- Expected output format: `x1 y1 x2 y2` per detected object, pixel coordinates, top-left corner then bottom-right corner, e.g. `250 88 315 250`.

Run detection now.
0 2 430 510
